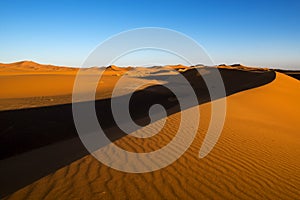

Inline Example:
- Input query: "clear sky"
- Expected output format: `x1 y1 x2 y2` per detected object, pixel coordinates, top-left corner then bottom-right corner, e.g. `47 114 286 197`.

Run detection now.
1 0 299 69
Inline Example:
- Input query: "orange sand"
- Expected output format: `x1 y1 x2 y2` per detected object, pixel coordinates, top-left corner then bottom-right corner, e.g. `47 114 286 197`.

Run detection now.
2 70 300 199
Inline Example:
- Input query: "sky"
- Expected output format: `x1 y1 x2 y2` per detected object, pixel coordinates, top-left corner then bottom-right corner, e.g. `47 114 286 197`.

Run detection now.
0 0 299 69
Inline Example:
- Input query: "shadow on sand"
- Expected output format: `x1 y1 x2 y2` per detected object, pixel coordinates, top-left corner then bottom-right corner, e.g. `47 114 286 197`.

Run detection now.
0 68 275 197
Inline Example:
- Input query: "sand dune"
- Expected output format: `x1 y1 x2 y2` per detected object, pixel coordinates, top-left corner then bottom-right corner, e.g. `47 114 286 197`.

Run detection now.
218 63 270 71
0 62 299 199
0 61 77 74
2 72 299 199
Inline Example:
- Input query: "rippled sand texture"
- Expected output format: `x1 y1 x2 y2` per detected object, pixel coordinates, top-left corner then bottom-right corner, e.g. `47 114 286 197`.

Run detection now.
4 72 300 199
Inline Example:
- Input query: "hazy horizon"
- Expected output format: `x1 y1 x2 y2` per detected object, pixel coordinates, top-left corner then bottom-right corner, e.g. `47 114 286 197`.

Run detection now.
1 59 296 71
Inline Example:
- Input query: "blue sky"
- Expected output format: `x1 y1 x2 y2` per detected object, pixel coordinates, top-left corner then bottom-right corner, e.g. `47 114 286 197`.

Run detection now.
0 0 299 69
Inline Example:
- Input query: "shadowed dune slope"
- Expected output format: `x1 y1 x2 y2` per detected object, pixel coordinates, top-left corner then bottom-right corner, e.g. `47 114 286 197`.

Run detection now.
1 72 299 199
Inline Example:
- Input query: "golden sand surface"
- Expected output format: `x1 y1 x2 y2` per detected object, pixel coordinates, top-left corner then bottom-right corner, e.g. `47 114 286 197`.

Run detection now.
1 61 299 199
3 72 300 199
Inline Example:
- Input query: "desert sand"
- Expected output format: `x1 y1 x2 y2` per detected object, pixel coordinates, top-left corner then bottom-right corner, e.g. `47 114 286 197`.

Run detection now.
0 61 173 110
0 61 300 199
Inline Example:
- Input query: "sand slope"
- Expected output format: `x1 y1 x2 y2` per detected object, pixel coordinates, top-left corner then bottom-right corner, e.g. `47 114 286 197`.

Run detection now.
3 72 300 199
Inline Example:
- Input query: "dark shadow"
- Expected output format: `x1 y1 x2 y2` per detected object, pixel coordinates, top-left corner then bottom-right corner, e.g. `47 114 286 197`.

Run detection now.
0 68 276 198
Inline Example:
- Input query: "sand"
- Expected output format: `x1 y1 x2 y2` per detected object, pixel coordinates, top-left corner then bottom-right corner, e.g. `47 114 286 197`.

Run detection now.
0 61 176 110
1 62 300 199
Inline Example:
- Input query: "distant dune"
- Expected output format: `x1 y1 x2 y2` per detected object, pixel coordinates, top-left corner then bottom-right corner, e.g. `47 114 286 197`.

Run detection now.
0 61 77 74
0 61 299 199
